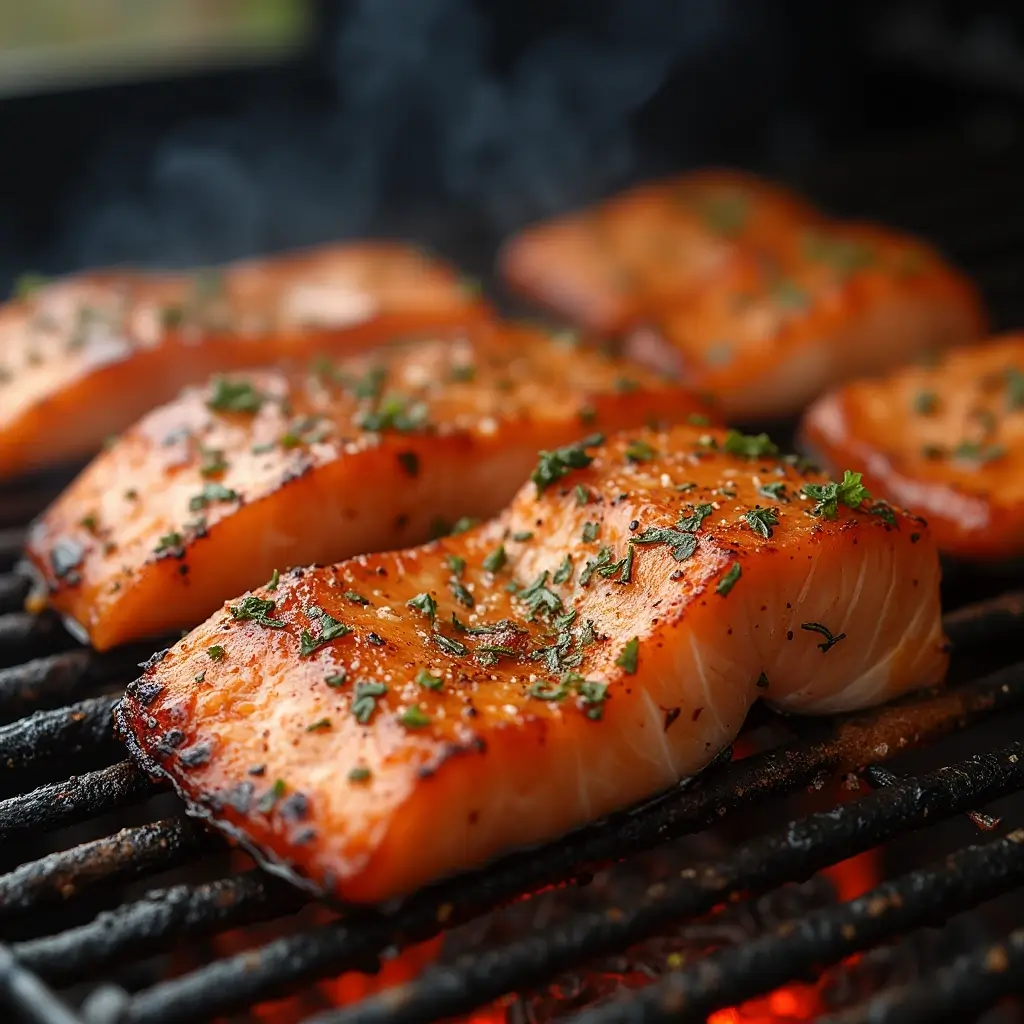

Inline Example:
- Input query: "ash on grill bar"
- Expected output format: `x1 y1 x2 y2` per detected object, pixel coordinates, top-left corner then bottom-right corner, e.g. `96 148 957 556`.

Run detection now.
6 3 1024 1023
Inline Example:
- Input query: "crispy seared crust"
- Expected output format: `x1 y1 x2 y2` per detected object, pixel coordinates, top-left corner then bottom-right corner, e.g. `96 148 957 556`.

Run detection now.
0 243 491 479
801 334 1024 561
118 425 946 904
26 323 712 649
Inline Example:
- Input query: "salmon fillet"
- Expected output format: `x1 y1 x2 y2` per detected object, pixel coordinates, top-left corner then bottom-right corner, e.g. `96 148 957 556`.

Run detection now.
0 243 490 480
801 334 1024 561
625 223 985 420
26 324 711 650
116 425 946 904
499 170 820 336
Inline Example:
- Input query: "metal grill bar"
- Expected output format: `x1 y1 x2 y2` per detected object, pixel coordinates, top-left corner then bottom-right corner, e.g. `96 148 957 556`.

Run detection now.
819 928 1024 1024
0 530 26 571
569 830 1024 1024
0 573 29 616
0 695 122 775
0 614 74 670
0 762 157 844
0 945 81 1024
0 818 213 924
98 738 1024 1024
13 871 307 988
308 743 1024 1024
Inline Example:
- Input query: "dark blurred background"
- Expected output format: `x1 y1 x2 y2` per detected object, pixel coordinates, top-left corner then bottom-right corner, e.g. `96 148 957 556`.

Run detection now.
3 1 1024 296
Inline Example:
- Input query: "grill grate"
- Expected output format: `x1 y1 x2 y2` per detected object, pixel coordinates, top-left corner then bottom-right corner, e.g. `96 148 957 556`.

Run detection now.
5 120 1024 1023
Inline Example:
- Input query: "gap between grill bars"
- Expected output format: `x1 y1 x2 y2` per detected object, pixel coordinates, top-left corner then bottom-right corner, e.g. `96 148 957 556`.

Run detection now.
0 592 1022 1023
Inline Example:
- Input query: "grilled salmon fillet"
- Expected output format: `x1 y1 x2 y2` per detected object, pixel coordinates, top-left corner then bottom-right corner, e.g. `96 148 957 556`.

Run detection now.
625 223 985 420
116 425 946 904
500 170 821 336
801 334 1024 561
26 324 711 650
0 243 490 480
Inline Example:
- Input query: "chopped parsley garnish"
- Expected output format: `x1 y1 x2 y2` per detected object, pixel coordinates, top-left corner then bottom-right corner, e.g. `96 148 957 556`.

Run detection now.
869 502 898 527
398 705 431 729
614 377 639 394
299 609 353 657
397 451 420 477
124 489 139 501
582 521 600 543
552 554 574 584
530 434 604 494
306 718 332 732
518 571 564 620
229 595 285 628
207 377 264 414
913 391 939 415
801 230 875 277
512 530 534 542
952 440 1006 466
577 679 609 720
325 672 347 687
257 778 286 814
624 439 657 463
758 481 789 502
677 503 714 533
351 681 388 724
801 470 870 519
416 668 443 690
79 514 98 533
615 637 639 675
267 568 280 591
207 645 226 661
743 507 779 539
194 670 206 683
450 577 475 608
348 766 372 783
189 481 239 512
446 553 466 576
154 532 184 556
773 278 809 310
574 484 590 506
432 632 469 657
631 524 698 562
344 590 369 605
687 413 710 427
716 562 742 596
801 621 847 653
1006 367 1024 410
697 192 748 237
349 366 387 400
756 672 770 689
482 546 507 573
723 430 779 459
357 394 429 433
449 363 476 382
476 644 517 665
449 517 479 536
580 546 614 586
407 592 438 619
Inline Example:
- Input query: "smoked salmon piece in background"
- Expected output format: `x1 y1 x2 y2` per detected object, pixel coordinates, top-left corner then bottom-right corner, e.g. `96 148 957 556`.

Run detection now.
25 323 713 650
117 425 946 905
0 242 491 480
801 333 1024 561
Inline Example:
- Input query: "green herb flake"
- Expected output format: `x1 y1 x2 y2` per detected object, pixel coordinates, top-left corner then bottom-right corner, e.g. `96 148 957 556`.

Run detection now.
229 595 286 628
696 191 749 237
416 668 443 690
79 514 98 533
450 577 475 608
13 271 48 300
482 546 507 573
407 592 438 620
299 610 353 657
189 481 239 512
518 571 564 620
432 632 469 657
582 521 600 543
351 681 388 725
306 717 332 732
348 766 372 783
1006 367 1024 410
952 440 1007 466
344 590 370 605
801 470 871 519
325 672 347 687
530 434 604 494
723 430 779 459
194 670 206 684
257 778 286 815
574 483 590 506
687 413 710 427
449 363 476 382
631 525 698 562
207 377 264 414
207 645 226 661
266 568 280 591
758 481 789 502
154 532 184 556
512 530 534 542
614 377 639 394
357 394 429 433
577 679 609 720
397 451 420 477
615 637 640 675
446 553 467 576
913 391 939 415
552 554 574 585
449 517 479 536
398 705 432 729
801 621 847 653
716 562 742 596
624 439 657 463
677 503 714 533
743 507 779 539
